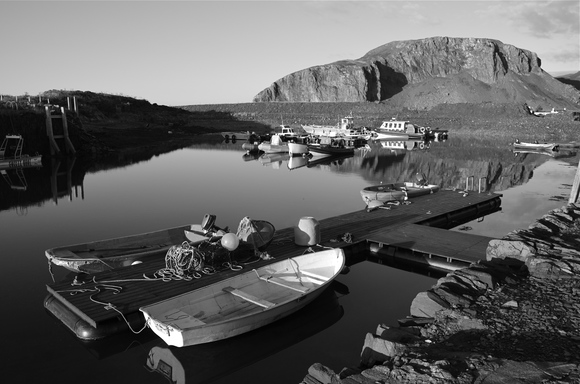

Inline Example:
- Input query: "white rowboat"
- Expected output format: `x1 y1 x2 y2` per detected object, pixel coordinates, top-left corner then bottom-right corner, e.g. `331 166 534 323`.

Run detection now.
140 248 345 347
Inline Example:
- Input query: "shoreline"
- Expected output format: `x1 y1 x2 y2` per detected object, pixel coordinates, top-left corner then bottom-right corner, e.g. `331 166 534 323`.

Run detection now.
304 203 580 384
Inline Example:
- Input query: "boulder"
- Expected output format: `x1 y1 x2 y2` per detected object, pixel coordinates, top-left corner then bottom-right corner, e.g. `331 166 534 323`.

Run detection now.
410 291 450 318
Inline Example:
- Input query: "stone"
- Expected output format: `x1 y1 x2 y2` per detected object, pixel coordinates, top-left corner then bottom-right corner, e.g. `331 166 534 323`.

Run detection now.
307 363 340 384
360 333 410 366
486 239 536 261
432 284 475 307
526 256 574 279
455 268 495 290
410 291 450 318
375 324 421 343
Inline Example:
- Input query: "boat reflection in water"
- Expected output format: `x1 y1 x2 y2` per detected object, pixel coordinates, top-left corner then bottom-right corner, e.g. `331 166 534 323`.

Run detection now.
145 282 346 384
258 152 291 168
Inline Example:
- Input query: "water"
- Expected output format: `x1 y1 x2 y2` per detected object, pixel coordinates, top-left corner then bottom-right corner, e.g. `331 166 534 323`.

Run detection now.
2 136 578 384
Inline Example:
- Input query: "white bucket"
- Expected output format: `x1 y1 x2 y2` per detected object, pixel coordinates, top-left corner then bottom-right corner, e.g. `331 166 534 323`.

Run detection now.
294 216 320 246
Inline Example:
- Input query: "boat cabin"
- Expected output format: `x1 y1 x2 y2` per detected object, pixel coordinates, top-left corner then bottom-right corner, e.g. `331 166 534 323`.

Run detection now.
377 119 417 134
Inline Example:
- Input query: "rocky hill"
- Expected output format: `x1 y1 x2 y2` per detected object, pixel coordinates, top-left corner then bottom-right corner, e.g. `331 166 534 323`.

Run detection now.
253 37 580 110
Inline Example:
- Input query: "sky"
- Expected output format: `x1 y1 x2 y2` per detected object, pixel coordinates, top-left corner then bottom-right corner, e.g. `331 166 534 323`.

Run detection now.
1 0 578 106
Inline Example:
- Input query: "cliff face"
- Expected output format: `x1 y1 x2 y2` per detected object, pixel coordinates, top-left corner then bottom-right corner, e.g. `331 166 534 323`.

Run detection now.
253 37 580 109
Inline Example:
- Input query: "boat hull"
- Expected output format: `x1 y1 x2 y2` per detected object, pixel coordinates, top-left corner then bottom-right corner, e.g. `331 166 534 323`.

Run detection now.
140 248 345 347
360 182 440 204
287 142 309 155
45 224 209 273
307 144 354 156
513 142 557 151
257 142 289 154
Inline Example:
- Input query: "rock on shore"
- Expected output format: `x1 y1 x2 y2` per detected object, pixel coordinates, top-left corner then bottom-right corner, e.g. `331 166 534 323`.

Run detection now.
302 203 580 383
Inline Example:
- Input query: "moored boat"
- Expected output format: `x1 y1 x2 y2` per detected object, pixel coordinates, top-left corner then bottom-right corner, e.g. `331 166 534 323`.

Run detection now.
287 141 309 156
307 135 366 157
140 248 345 347
360 180 440 205
258 134 289 154
513 140 558 152
301 114 369 139
45 223 214 273
370 118 440 141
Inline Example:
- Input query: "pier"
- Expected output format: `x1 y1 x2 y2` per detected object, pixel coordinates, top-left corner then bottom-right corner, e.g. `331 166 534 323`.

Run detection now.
45 189 502 339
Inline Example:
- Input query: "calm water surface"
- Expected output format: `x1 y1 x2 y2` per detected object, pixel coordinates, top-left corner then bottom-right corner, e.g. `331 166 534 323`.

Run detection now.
2 136 578 383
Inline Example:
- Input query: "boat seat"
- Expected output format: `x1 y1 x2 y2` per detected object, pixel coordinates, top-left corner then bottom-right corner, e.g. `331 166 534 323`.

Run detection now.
258 273 312 293
223 286 276 308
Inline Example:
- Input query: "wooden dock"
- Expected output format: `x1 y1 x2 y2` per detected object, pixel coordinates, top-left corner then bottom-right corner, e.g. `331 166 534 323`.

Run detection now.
367 223 496 271
46 189 502 338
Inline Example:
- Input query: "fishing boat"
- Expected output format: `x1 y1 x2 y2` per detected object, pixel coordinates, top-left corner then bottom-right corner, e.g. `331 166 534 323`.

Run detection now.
360 179 440 204
0 135 42 169
45 223 214 273
513 140 558 152
140 248 345 347
301 114 367 139
307 135 366 156
370 118 434 140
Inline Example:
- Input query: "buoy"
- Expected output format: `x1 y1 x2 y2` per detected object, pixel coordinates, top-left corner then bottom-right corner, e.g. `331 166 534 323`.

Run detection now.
221 233 240 251
294 217 320 246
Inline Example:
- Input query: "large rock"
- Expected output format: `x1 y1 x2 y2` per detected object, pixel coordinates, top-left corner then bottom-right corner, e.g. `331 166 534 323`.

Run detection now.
254 37 580 108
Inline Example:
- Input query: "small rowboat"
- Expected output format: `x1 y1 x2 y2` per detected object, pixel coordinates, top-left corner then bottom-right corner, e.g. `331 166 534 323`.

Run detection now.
46 223 212 273
513 141 558 151
140 248 345 347
360 181 440 204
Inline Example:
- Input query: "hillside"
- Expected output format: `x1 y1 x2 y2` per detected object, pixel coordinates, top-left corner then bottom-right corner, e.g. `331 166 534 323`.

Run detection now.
253 37 580 111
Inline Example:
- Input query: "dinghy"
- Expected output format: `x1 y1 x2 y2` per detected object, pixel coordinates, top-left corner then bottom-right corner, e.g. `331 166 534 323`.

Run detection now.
45 223 213 273
360 179 440 204
140 248 345 347
513 141 558 152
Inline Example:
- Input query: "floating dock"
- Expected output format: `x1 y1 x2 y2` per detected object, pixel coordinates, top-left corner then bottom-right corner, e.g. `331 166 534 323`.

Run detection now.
45 189 502 339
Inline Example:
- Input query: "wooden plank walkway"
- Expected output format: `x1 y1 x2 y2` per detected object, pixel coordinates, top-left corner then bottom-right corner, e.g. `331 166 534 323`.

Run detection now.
46 190 502 330
367 223 496 268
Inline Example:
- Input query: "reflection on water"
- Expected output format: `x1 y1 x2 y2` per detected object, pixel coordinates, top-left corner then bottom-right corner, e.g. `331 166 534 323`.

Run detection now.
2 135 576 214
145 285 344 384
3 134 579 384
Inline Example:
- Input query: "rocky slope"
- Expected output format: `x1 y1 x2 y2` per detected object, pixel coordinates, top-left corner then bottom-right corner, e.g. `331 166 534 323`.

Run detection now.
254 37 580 110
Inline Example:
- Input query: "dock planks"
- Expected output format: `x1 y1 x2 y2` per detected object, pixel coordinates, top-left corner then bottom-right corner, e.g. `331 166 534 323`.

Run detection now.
367 223 495 264
46 190 502 330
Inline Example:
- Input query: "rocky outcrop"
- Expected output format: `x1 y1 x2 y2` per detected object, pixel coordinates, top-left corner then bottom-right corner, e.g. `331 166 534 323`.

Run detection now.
301 203 580 384
254 37 580 109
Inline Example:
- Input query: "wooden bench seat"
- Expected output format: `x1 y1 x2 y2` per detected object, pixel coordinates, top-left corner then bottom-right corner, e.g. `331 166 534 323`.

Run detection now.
223 286 276 308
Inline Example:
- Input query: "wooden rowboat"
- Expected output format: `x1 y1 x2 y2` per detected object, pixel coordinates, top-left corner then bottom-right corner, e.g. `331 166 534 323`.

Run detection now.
360 181 440 204
45 224 211 273
140 248 345 347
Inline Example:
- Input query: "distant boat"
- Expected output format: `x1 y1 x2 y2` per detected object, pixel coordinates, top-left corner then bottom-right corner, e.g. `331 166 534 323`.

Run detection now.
287 141 309 156
360 180 440 205
258 134 289 154
140 248 345 347
301 114 367 139
307 135 366 157
513 141 558 151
